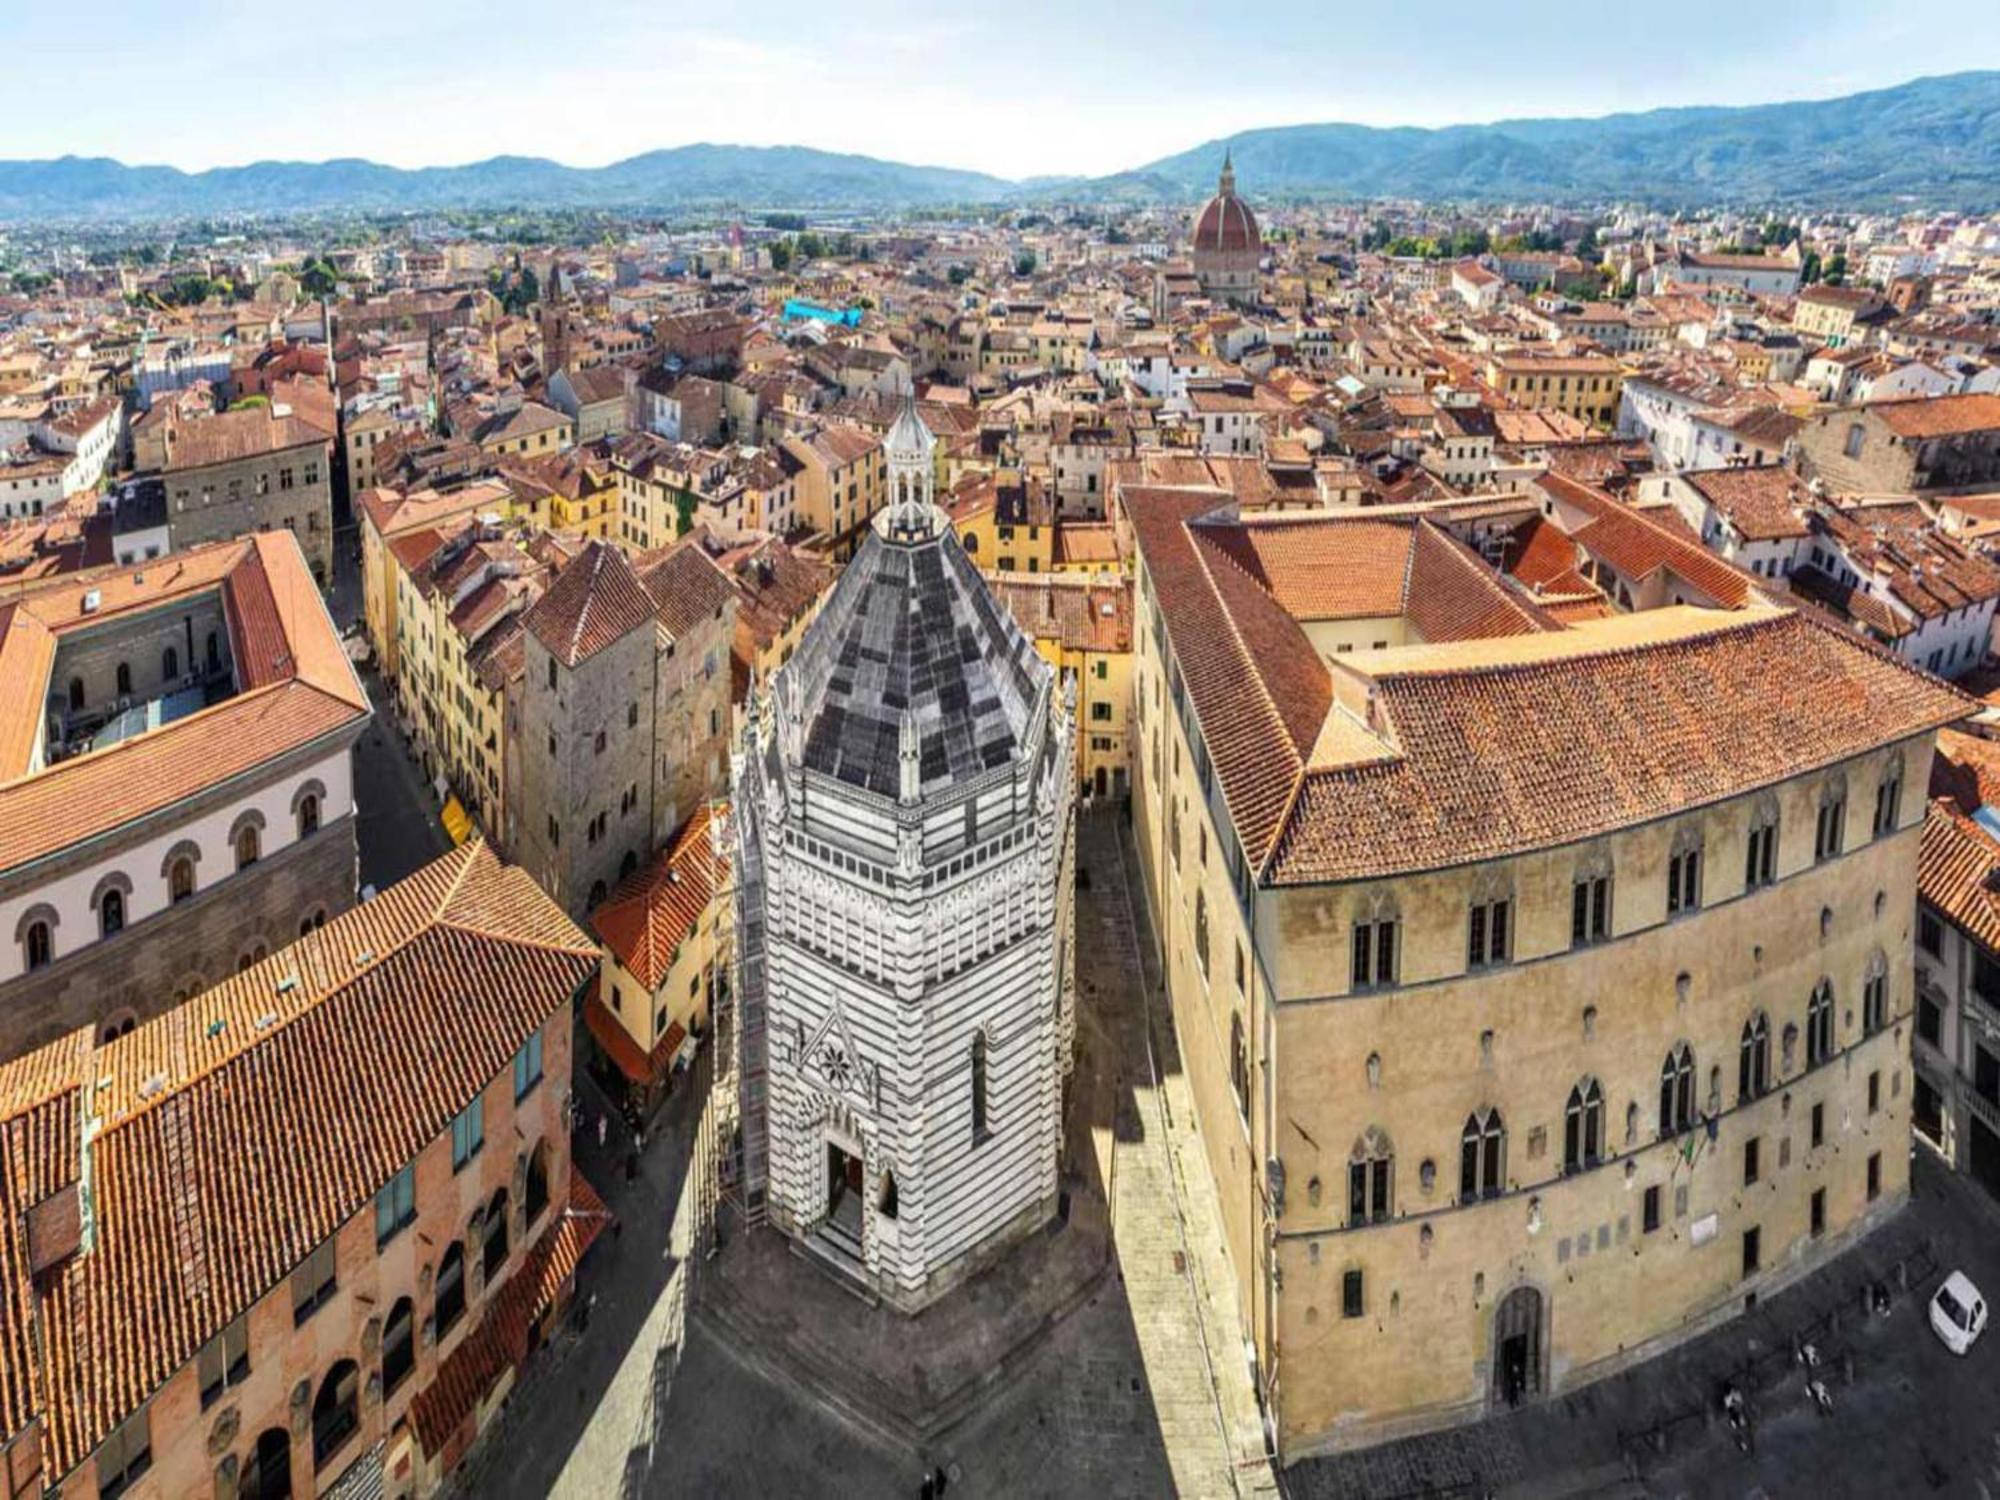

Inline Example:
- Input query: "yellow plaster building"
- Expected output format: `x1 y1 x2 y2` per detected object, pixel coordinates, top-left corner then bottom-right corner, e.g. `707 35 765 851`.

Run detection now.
988 572 1134 799
585 804 727 1104
1485 354 1624 427
357 478 519 679
1125 487 1967 1461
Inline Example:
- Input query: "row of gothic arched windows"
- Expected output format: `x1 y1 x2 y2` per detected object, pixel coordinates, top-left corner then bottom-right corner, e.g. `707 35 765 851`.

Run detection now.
1343 970 1891 1226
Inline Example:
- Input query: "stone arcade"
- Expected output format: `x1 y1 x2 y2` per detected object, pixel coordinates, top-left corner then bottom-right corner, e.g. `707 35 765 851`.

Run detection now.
735 397 1077 1311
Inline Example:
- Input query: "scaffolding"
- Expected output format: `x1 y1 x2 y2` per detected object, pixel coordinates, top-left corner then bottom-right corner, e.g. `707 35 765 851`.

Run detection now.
714 733 771 1228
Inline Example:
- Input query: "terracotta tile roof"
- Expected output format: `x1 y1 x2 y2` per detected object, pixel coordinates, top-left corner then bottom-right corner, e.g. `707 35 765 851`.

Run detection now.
522 539 656 667
1683 466 1810 541
1126 486 1322 866
1537 471 1756 608
1869 393 2000 441
2 841 598 1475
409 1164 610 1458
1808 503 2000 621
1199 516 1413 621
582 997 686 1087
988 573 1133 655
358 481 515 543
161 408 327 471
590 805 724 992
1930 727 2000 817
1267 608 1970 885
1403 523 1557 642
0 535 368 873
1052 522 1121 568
1919 802 2000 955
386 525 448 573
632 535 736 643
718 536 833 660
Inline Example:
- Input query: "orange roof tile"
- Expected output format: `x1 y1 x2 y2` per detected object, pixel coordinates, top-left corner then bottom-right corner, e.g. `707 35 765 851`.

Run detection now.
590 805 724 992
1268 610 1969 885
3 841 599 1475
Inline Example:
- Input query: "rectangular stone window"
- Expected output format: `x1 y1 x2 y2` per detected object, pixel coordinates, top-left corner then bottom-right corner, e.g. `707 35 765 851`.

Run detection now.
1341 1269 1364 1319
197 1318 250 1410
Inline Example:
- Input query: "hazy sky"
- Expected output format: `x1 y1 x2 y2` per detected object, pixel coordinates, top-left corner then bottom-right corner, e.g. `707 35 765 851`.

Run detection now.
11 0 1998 178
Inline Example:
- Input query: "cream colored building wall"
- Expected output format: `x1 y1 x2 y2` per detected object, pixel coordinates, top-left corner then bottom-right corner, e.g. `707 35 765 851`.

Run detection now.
1130 564 1273 1393
1263 736 1927 1454
1300 615 1414 656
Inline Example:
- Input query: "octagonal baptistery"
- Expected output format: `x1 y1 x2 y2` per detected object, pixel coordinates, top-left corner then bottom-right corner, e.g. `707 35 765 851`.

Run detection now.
735 406 1077 1312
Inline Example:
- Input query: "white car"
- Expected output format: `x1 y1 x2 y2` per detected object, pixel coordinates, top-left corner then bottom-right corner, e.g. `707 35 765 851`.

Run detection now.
1930 1271 1987 1356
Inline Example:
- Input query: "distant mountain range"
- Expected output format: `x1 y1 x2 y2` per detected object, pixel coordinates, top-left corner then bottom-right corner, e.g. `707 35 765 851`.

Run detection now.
4 72 1997 221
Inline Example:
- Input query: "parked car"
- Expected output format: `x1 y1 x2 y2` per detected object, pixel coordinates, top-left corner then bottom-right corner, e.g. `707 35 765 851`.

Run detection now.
1930 1271 1987 1355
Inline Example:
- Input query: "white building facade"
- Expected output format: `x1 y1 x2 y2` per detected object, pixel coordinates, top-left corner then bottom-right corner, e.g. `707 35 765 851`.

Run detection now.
735 399 1077 1311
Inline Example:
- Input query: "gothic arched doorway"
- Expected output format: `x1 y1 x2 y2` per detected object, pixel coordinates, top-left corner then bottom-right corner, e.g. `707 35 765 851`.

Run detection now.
1493 1285 1544 1408
238 1427 292 1500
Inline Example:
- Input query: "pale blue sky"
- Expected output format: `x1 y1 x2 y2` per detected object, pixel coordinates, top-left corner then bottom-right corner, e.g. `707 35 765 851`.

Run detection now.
11 0 1997 177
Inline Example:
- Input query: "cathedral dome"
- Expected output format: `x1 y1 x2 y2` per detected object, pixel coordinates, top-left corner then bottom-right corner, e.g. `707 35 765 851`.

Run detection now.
1193 152 1260 255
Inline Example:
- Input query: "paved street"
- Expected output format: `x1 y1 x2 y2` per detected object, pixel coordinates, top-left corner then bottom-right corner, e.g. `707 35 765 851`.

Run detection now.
1288 1145 2000 1499
325 516 453 892
452 806 1263 1498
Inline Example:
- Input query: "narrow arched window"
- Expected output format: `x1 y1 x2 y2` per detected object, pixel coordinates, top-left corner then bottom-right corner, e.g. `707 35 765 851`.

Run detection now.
482 1188 510 1280
1807 982 1835 1066
162 645 179 681
67 677 84 712
205 631 221 673
169 856 195 903
1739 1012 1771 1101
1564 1079 1604 1174
971 1031 990 1142
115 662 132 698
1460 1109 1505 1200
23 920 52 971
100 889 124 939
1862 952 1888 1036
312 1359 359 1470
525 1141 550 1225
297 793 320 839
434 1242 467 1339
382 1297 415 1397
235 825 260 870
1873 758 1903 838
1745 793 1780 890
1659 1042 1696 1134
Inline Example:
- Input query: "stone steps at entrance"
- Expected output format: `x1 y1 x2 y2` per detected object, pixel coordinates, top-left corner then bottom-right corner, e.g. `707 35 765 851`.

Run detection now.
797 1222 877 1306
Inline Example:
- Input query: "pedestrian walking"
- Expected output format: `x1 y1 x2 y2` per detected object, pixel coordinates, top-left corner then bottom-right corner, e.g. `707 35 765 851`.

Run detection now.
635 1125 646 1154
934 1466 949 1496
919 1472 935 1500
596 1114 607 1149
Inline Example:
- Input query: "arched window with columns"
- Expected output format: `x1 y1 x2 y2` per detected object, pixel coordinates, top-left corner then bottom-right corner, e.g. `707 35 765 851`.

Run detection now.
1348 1126 1394 1224
1460 1108 1506 1200
1563 1078 1604 1173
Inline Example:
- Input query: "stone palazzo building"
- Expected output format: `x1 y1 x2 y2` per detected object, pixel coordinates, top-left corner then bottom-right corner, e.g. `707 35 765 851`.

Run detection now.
1124 485 1968 1459
735 399 1077 1311
0 532 368 1061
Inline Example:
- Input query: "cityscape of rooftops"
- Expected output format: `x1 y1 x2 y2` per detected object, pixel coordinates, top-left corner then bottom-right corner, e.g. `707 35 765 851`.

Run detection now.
4 7 2000 1498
